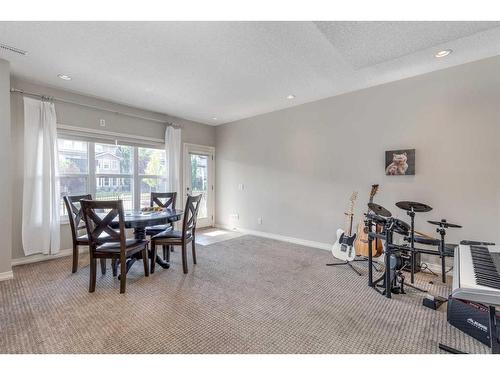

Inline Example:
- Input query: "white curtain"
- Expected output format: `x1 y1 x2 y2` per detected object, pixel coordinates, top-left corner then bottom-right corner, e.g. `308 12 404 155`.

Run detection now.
165 125 181 197
22 97 60 255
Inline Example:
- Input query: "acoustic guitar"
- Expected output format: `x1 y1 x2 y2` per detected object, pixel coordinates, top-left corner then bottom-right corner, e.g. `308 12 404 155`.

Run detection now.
355 184 383 257
331 192 358 262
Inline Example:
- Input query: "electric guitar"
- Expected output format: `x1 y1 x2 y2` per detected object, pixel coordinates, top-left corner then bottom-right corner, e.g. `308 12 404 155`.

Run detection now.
355 184 383 257
331 192 358 262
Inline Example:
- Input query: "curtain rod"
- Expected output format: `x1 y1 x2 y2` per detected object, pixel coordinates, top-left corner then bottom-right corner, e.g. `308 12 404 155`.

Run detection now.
10 88 181 128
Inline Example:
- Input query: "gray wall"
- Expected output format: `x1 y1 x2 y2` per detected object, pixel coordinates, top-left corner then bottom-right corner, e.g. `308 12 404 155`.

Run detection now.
215 55 500 257
10 78 216 260
0 60 12 274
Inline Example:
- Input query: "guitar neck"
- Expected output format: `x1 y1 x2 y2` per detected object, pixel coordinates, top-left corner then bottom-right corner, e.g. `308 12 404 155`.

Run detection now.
344 191 357 236
346 213 354 235
367 185 378 214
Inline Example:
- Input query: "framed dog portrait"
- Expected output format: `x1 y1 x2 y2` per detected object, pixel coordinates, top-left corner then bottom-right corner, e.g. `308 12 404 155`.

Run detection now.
385 149 415 175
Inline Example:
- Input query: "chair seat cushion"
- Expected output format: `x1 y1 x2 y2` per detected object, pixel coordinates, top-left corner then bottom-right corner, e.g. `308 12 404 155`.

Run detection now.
145 224 173 235
96 239 148 253
152 229 191 240
77 231 114 243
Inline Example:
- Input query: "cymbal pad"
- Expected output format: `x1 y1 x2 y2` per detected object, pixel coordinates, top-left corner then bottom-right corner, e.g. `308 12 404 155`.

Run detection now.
427 219 462 228
396 201 433 213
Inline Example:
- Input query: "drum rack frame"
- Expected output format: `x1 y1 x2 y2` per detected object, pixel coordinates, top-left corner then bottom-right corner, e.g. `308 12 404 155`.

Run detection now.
366 216 430 298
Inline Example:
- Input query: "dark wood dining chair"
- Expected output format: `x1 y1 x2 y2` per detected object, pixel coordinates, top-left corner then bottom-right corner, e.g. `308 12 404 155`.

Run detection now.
80 199 149 293
145 192 177 264
150 194 202 274
145 192 177 235
63 194 107 274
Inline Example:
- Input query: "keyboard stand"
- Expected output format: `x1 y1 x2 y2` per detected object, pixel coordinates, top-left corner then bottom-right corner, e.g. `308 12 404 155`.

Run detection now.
439 305 499 354
489 305 500 354
438 343 467 354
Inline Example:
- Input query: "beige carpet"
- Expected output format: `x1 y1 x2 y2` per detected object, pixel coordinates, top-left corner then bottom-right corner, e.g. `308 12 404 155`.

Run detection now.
195 227 244 245
0 235 490 354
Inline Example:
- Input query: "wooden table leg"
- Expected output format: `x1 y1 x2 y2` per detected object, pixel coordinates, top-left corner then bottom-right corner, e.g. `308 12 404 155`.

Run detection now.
123 226 170 276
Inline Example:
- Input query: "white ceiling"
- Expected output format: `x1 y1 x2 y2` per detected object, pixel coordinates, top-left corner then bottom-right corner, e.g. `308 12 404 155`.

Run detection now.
1 21 500 125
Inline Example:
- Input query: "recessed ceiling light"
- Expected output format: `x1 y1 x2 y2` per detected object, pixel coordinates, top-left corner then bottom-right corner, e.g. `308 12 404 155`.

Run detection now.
435 49 452 58
287 94 295 100
57 74 72 81
212 117 217 120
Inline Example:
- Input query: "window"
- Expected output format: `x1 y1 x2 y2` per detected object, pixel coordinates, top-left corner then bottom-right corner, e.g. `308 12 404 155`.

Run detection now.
58 136 167 218
138 147 167 208
58 139 89 217
95 142 134 210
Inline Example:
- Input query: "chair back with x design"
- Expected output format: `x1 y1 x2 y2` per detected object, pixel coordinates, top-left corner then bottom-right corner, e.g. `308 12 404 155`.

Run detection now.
181 194 203 238
150 192 177 210
80 199 125 250
63 194 92 242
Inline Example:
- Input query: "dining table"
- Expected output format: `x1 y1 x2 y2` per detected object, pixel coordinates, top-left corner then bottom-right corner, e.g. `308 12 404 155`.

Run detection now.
107 208 184 273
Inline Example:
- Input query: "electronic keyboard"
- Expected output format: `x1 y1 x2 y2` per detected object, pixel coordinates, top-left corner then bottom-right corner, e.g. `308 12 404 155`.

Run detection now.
452 244 500 306
443 244 500 354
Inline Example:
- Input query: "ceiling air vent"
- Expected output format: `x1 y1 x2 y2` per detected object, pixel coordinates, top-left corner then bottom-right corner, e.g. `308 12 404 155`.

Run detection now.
0 42 27 56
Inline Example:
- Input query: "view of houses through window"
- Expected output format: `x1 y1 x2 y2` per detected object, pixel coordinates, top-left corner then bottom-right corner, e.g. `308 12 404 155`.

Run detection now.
58 138 167 217
190 153 209 219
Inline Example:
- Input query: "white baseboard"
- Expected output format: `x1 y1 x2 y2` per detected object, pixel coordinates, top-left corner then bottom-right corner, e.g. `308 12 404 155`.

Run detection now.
215 223 445 275
11 248 81 267
0 270 14 281
215 224 332 251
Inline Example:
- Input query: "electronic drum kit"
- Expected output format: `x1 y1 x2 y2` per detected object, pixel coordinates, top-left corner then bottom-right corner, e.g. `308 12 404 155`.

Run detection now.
365 199 462 299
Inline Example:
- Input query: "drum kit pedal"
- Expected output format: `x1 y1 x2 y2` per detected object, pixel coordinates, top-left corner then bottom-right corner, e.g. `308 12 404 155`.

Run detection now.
364 199 462 299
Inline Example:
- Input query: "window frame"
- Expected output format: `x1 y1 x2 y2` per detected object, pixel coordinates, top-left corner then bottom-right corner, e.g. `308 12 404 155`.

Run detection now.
58 135 166 221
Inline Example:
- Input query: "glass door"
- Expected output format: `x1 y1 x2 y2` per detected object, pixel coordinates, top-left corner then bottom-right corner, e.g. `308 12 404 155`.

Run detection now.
183 144 214 228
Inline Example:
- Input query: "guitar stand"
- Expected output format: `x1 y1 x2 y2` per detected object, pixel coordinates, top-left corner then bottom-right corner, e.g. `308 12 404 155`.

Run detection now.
355 257 383 272
327 253 381 276
326 260 363 276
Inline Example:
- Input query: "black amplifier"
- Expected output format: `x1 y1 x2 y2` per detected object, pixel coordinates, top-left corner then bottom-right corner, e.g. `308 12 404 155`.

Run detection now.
447 297 500 347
